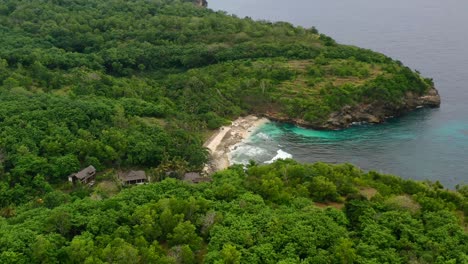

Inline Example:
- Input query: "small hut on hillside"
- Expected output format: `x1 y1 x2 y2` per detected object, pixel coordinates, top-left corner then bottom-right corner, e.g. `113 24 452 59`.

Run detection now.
119 170 148 185
183 172 212 184
68 166 96 184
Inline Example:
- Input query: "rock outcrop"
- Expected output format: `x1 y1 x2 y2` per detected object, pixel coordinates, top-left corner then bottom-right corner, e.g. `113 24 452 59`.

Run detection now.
195 0 208 7
263 87 441 130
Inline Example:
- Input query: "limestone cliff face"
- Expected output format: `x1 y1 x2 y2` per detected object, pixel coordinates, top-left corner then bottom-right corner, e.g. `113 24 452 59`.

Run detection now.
263 87 441 130
322 87 441 129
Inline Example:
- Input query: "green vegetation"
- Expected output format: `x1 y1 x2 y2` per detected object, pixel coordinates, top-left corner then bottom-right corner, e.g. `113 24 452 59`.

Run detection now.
1 160 466 263
0 0 434 203
0 1 461 263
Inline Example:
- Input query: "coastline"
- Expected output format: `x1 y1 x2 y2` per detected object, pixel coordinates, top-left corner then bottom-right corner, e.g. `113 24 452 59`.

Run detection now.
263 87 441 130
203 115 269 174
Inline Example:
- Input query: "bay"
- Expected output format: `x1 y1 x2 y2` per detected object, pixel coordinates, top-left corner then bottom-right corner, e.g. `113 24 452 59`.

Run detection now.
210 0 468 187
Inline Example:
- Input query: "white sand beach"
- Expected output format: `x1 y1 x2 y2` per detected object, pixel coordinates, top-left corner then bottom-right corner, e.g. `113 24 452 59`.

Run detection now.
203 115 269 174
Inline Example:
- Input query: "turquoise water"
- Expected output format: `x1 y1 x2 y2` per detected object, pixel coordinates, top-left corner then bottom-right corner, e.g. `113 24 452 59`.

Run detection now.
231 109 468 187
213 0 468 187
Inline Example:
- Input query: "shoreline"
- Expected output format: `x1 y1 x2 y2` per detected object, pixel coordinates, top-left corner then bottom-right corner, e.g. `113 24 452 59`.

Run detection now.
203 115 269 174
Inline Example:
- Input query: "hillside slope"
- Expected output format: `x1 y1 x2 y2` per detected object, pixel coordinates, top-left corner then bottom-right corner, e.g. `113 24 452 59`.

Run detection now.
0 0 439 202
1 2 465 263
0 161 466 263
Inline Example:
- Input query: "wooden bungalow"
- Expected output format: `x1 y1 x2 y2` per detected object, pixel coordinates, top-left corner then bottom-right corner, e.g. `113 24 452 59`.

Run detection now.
119 170 148 185
68 166 96 184
183 172 212 184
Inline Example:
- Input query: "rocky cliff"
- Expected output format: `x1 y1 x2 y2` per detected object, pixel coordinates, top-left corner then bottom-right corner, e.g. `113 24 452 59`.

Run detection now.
195 0 208 7
264 88 441 130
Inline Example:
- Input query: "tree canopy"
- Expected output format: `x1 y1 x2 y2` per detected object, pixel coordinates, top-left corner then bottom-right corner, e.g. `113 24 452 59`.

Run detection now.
0 0 434 202
0 1 462 263
0 160 467 263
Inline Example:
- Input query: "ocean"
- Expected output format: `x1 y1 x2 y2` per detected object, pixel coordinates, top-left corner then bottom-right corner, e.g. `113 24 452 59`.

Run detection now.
211 0 468 187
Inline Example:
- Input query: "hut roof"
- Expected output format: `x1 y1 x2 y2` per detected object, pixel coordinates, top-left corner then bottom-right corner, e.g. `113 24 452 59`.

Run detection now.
73 165 96 180
183 172 212 183
119 170 147 182
183 172 201 181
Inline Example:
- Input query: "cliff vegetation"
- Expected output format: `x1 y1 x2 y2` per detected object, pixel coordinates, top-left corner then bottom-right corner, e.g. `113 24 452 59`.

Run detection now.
0 1 461 263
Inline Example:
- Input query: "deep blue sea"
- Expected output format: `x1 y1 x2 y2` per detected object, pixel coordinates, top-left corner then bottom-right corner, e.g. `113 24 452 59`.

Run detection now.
210 0 468 187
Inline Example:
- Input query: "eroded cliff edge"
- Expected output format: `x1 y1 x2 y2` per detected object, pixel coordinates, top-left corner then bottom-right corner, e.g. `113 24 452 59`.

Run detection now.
264 87 441 130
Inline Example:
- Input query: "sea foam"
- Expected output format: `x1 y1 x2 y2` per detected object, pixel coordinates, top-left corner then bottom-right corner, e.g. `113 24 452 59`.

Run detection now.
265 149 293 164
229 145 268 165
255 132 271 141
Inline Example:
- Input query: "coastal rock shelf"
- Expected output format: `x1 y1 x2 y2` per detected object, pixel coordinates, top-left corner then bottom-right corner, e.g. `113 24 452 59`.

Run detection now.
264 87 441 130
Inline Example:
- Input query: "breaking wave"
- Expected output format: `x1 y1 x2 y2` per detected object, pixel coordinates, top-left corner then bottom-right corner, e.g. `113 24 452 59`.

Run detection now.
255 132 271 141
229 144 269 165
264 149 293 164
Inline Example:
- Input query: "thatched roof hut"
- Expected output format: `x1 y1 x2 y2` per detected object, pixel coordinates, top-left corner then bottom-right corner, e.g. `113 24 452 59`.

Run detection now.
119 170 147 185
68 166 96 184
